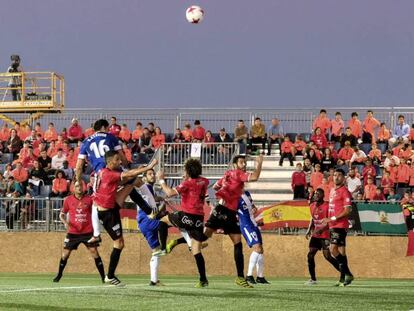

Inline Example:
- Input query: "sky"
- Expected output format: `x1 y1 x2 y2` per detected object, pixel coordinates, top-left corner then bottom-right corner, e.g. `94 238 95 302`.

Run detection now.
1 0 414 109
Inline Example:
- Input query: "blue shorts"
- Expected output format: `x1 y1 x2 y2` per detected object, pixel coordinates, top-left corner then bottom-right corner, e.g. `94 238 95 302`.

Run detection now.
240 224 262 248
138 214 160 250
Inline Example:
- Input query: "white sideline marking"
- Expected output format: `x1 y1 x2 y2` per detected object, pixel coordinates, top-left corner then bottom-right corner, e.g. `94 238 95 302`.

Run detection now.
0 282 195 293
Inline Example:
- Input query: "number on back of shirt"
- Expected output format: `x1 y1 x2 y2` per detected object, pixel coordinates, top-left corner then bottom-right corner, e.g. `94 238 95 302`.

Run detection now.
90 140 110 158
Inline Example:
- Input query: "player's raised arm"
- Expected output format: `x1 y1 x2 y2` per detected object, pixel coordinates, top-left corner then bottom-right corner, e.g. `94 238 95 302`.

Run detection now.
157 171 178 197
120 159 158 181
249 154 264 182
75 157 85 183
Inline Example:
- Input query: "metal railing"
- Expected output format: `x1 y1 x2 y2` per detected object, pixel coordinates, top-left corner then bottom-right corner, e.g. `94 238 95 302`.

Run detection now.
0 72 64 112
154 142 239 178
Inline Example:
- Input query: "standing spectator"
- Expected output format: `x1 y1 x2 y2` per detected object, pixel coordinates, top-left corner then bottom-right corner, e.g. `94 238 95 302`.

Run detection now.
139 128 153 154
132 122 143 142
150 127 165 150
310 164 323 189
38 150 52 175
340 127 357 147
348 112 362 138
12 161 29 184
44 123 58 143
346 169 362 199
363 177 377 200
381 171 394 196
267 118 284 155
51 149 67 170
311 127 327 149
122 144 132 163
279 136 294 166
181 123 193 142
84 123 95 138
108 117 121 138
330 112 344 142
67 118 83 143
389 115 410 146
6 129 22 157
312 109 331 136
317 177 332 202
147 122 156 136
362 110 380 142
372 188 385 201
249 117 266 154
192 120 206 142
291 163 307 199
51 170 69 198
303 158 314 186
119 124 131 143
377 123 390 144
234 120 248 154
0 123 10 144
361 159 376 185
396 158 410 189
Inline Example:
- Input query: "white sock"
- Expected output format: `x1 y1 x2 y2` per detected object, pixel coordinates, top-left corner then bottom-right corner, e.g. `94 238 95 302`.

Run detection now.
92 204 100 237
257 253 264 277
248 251 260 276
180 230 192 247
150 255 160 283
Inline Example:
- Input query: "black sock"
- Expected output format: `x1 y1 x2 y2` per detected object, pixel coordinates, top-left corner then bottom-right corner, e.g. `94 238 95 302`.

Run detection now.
130 188 152 214
108 248 122 279
94 256 105 281
234 242 244 278
176 237 186 245
335 254 346 282
307 252 316 281
57 258 67 277
194 253 207 282
341 254 353 276
323 251 340 272
158 222 169 250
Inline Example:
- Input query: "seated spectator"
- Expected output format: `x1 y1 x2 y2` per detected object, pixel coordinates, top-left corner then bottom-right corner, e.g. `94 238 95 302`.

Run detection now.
61 160 74 181
363 177 377 200
279 136 294 166
312 109 331 136
335 159 349 176
302 158 314 186
31 133 44 150
182 123 193 142
20 124 31 141
340 127 358 148
47 141 58 158
27 160 47 197
204 130 215 145
132 122 143 142
0 174 7 196
372 187 385 201
26 129 37 145
349 147 367 167
147 122 156 136
192 120 206 142
44 122 58 142
361 159 376 185
387 187 401 202
310 164 323 189
12 161 28 184
66 148 77 169
347 168 362 199
392 139 404 157
389 114 410 146
139 128 153 154
396 158 410 189
409 161 414 191
368 143 382 164
292 135 307 158
410 124 414 142
310 127 327 150
86 174 95 195
151 127 166 150
119 124 131 143
384 150 400 170
67 118 83 143
34 122 43 137
38 150 52 174
217 128 231 143
320 147 336 172
51 170 69 198
122 144 132 163
400 191 413 230
291 163 306 199
377 122 390 144
381 171 394 196
0 123 11 144
51 148 66 170
84 123 95 138
109 116 121 137
60 127 68 141
327 167 336 185
234 120 248 154
172 128 185 143
3 164 13 179
330 112 344 142
249 117 266 154
338 141 354 165
348 112 362 138
55 134 65 151
21 146 37 170
304 147 320 166
267 118 284 155
14 141 30 164
6 129 22 157
400 143 414 161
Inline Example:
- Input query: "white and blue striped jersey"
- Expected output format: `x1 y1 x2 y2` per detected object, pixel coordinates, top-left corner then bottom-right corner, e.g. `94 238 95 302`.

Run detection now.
237 190 257 227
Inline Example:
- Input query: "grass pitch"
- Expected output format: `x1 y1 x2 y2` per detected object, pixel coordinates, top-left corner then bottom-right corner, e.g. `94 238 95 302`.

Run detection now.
0 274 413 311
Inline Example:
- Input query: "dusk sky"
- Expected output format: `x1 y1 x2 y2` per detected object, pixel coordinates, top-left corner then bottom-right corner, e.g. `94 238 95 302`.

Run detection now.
1 0 413 109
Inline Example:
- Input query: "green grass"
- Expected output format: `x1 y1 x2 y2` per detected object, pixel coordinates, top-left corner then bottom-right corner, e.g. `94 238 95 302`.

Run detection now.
0 274 413 311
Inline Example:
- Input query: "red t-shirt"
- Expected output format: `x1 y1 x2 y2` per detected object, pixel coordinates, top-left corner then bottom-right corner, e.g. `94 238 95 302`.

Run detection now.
93 168 121 209
328 185 352 229
63 194 93 234
109 124 121 137
215 169 251 211
310 201 330 239
175 177 209 215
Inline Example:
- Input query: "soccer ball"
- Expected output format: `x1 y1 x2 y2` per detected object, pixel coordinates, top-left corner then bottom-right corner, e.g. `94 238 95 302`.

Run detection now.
186 5 204 24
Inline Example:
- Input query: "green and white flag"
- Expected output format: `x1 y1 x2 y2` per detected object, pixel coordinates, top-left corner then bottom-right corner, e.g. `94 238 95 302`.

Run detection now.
356 203 407 234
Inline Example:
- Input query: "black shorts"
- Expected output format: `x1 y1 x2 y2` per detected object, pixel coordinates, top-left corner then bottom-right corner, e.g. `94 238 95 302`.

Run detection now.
64 232 99 250
98 207 123 241
329 228 347 246
205 204 241 235
168 211 207 242
309 237 330 250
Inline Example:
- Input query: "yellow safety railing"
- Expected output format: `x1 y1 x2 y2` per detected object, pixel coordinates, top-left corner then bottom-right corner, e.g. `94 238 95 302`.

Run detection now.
0 72 64 112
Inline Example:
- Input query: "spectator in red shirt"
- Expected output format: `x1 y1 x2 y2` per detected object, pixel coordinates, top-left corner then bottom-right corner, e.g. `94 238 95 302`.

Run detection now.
84 123 95 138
310 164 323 189
396 158 410 188
150 127 165 150
311 127 328 149
0 123 10 143
119 124 131 143
61 127 68 141
192 120 206 142
338 141 354 165
108 116 121 138
182 123 193 142
312 109 331 136
292 135 307 157
330 112 344 142
348 112 362 138
363 177 377 200
67 118 83 143
279 136 294 166
44 122 58 142
122 144 132 163
291 163 307 199
363 110 380 142
372 187 385 201
132 122 143 142
51 170 69 198
362 159 376 186
22 146 37 170
381 171 394 195
12 161 28 184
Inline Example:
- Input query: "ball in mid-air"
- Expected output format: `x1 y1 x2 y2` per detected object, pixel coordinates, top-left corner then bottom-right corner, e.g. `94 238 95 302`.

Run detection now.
186 5 204 24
